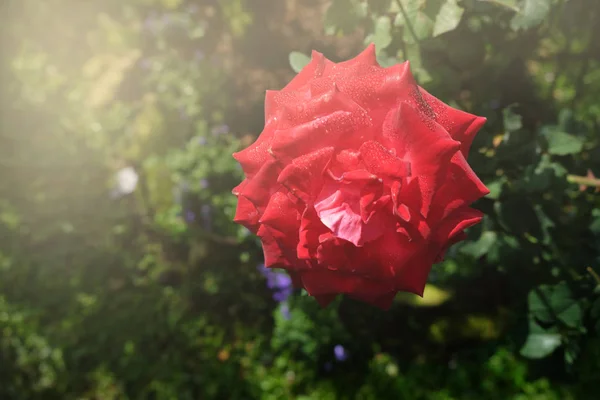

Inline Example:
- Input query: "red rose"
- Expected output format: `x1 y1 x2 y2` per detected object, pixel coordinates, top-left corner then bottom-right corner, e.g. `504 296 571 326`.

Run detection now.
232 44 489 309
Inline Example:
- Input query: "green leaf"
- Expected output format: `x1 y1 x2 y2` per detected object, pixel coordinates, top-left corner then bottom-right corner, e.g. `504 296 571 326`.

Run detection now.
503 106 522 132
366 16 393 50
564 340 580 366
528 282 583 328
541 129 584 155
510 0 554 31
590 216 600 234
394 0 421 27
432 0 464 37
289 52 311 73
394 0 434 43
377 49 401 67
324 0 368 35
520 332 561 359
485 179 504 200
461 231 497 259
479 0 519 11
405 42 431 83
520 320 561 359
520 155 567 193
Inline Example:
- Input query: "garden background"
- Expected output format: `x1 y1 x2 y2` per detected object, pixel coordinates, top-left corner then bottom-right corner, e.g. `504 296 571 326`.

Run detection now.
1 0 600 399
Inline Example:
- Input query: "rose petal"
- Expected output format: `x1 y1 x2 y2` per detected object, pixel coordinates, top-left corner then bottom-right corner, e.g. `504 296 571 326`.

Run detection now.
283 50 327 92
419 88 487 157
277 147 334 203
359 140 411 179
232 124 276 178
259 191 301 234
299 269 395 297
314 179 385 246
382 103 461 217
239 159 282 209
233 195 260 233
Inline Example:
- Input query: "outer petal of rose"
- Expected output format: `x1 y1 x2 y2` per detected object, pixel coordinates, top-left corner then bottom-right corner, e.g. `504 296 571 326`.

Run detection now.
332 43 379 73
316 47 381 96
231 179 247 196
314 293 338 307
280 82 368 128
299 270 395 297
431 207 483 262
277 147 334 203
434 207 484 244
282 50 327 92
270 97 372 161
232 124 276 178
434 232 467 263
239 159 281 209
383 103 460 174
394 208 482 291
259 191 301 235
334 61 415 111
430 151 489 222
382 103 461 217
233 195 260 233
367 230 422 279
393 247 438 296
321 45 379 80
418 87 487 157
257 225 294 268
264 90 301 126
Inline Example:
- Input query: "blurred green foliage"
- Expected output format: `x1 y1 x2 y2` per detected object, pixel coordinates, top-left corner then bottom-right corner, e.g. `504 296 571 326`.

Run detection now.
1 0 599 398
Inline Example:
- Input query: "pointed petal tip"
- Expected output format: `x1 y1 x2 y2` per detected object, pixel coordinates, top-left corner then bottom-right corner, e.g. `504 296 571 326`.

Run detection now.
310 50 325 62
315 293 338 307
357 43 378 65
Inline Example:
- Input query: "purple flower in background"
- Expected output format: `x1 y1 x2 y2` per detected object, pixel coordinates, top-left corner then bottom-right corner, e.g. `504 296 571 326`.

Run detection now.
185 211 196 222
273 287 293 302
211 124 229 136
200 179 209 189
334 345 348 362
257 263 268 276
257 264 293 303
267 272 292 290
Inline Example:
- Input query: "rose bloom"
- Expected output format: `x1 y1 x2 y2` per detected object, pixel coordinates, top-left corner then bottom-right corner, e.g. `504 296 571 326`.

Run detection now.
232 44 488 309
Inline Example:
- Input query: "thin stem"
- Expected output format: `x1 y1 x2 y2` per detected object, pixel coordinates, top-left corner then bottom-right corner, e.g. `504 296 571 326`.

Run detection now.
567 174 600 188
587 267 600 286
395 0 419 44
